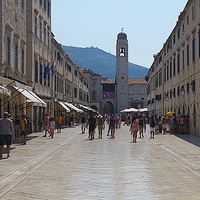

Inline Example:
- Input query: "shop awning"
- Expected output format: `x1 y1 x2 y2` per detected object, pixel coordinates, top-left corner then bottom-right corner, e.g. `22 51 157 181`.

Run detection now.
64 102 83 113
0 76 15 86
0 86 11 96
58 101 70 112
13 86 47 107
79 104 97 113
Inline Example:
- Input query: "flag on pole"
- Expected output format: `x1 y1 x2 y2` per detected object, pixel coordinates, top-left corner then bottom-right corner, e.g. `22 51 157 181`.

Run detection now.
50 60 58 76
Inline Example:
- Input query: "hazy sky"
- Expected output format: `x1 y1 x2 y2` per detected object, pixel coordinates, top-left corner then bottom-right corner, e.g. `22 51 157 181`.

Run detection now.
51 0 187 68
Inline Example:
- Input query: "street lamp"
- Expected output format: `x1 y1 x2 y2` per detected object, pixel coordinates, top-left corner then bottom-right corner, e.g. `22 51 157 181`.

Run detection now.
165 94 169 101
180 85 185 96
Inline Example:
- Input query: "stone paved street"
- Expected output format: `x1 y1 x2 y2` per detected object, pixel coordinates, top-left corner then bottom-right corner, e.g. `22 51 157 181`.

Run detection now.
1 124 200 200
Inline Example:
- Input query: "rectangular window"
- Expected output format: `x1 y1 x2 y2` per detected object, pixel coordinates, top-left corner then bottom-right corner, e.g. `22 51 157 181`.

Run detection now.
164 68 166 83
169 61 172 78
182 23 185 33
54 75 57 92
21 49 24 73
15 44 18 70
177 53 180 73
74 87 77 98
21 0 24 9
187 82 189 93
199 30 200 57
47 71 50 87
44 0 47 11
173 88 176 97
35 59 38 83
167 65 169 80
187 15 189 25
173 34 176 44
182 50 185 69
40 20 42 40
177 28 180 39
7 37 11 66
192 5 196 19
40 0 42 5
103 84 115 92
34 12 38 35
47 29 50 47
47 0 50 17
192 38 195 62
173 57 176 76
67 64 71 72
43 25 46 44
187 44 190 66
40 61 43 84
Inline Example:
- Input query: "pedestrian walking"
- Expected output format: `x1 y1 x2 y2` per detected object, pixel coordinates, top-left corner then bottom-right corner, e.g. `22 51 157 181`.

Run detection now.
0 112 14 158
20 115 27 145
86 113 97 140
81 113 86 134
49 116 55 138
43 113 50 137
109 115 116 139
149 115 156 139
155 115 159 134
138 115 144 138
130 116 139 143
56 115 62 133
97 114 104 139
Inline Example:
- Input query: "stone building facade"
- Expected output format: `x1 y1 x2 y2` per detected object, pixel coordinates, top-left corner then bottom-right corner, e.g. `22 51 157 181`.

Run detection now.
0 0 91 132
146 0 200 135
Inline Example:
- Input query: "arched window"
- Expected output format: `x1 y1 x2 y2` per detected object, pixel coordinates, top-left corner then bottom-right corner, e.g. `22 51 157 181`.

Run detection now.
120 48 125 56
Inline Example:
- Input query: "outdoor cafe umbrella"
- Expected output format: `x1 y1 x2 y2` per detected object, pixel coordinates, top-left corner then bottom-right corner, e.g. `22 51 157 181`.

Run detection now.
166 111 175 115
138 107 148 112
120 108 138 113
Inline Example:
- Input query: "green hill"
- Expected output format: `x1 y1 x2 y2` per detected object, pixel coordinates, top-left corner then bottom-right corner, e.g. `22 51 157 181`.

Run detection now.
62 46 148 78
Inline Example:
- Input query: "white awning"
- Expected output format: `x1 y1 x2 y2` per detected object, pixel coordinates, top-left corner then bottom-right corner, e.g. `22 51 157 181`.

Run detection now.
0 86 11 96
28 90 47 107
13 86 47 107
79 104 97 113
58 101 70 112
64 102 83 113
0 76 15 86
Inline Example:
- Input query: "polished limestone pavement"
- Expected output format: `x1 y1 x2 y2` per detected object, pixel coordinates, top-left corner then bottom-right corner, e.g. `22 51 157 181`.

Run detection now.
1 124 200 200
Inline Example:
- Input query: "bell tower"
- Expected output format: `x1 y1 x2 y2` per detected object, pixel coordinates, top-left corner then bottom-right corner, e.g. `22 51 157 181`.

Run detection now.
116 30 129 113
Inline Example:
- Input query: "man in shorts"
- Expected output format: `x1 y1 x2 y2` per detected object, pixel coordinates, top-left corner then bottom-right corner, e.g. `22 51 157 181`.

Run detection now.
0 112 14 158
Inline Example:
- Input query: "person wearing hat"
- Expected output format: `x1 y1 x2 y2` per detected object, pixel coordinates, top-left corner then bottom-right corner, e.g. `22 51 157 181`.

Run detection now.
0 112 14 158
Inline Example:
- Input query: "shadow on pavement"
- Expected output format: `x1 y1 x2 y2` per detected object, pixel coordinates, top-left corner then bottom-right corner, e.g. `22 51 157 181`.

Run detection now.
175 134 200 148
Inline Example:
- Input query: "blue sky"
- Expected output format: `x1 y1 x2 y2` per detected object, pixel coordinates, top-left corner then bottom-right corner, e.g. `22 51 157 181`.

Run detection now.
51 0 187 68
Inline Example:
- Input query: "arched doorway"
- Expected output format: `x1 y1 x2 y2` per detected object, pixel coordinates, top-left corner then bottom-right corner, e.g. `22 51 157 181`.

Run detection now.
103 101 114 114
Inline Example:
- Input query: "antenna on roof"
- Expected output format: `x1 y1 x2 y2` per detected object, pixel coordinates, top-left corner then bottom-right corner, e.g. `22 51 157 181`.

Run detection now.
121 28 124 32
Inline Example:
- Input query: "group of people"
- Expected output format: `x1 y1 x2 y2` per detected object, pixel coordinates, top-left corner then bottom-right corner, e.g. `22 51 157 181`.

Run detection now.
82 113 123 140
0 112 31 159
0 109 190 159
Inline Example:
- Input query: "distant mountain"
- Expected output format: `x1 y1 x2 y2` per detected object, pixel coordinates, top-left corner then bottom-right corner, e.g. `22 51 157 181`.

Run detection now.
62 46 148 78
